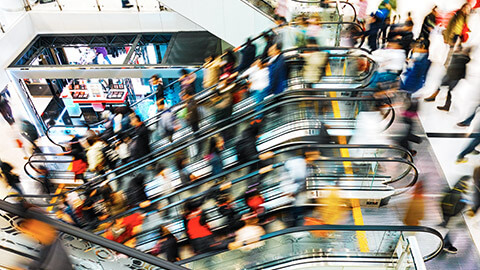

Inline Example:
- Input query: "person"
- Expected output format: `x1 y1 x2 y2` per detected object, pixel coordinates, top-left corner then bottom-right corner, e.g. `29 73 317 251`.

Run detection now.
261 33 274 60
424 47 471 111
466 167 480 217
211 86 234 141
203 54 221 89
150 226 180 262
206 136 224 176
216 192 244 235
236 39 256 72
440 176 470 254
183 199 215 254
220 49 237 80
0 87 14 125
443 3 471 49
364 11 386 51
86 134 106 174
456 118 480 163
157 100 175 142
93 47 112 65
368 39 406 89
81 188 101 230
403 181 425 226
104 212 144 247
419 6 438 49
241 58 269 114
356 0 369 22
227 214 266 251
392 20 415 55
400 42 431 94
130 114 151 160
179 69 197 100
264 42 287 97
186 98 201 136
126 174 148 207
35 165 54 194
0 161 24 195
19 212 73 269
150 74 165 103
236 122 261 171
176 154 196 186
122 0 133 8
378 0 395 19
301 38 328 84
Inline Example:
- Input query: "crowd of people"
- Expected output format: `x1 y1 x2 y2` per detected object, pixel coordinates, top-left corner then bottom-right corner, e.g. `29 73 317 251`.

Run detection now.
4 1 480 267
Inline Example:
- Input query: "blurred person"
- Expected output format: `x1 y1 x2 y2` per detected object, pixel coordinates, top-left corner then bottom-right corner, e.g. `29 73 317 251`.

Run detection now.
176 154 197 186
316 186 348 226
58 195 82 227
391 20 415 55
227 214 266 251
126 174 148 207
35 166 54 194
261 33 275 60
203 54 221 89
206 136 224 176
0 161 24 195
236 38 257 72
443 3 471 49
93 47 112 65
216 192 244 235
403 181 425 226
113 106 133 137
122 0 133 8
149 74 164 103
295 16 308 48
86 134 106 174
186 98 201 137
211 86 234 141
130 114 151 160
104 212 144 247
20 119 40 154
356 0 369 22
378 0 395 19
420 6 438 49
18 210 73 269
220 49 237 80
241 58 270 115
424 47 471 112
301 38 328 84
150 226 180 262
0 87 14 125
363 11 386 51
183 199 215 254
440 176 470 254
264 43 287 97
379 17 392 48
466 167 480 217
398 98 422 156
108 190 128 217
179 69 196 100
236 122 262 177
306 16 321 39
157 100 175 142
400 42 431 94
99 110 115 142
456 117 480 163
81 188 102 230
114 137 131 164
368 40 405 89
244 188 266 216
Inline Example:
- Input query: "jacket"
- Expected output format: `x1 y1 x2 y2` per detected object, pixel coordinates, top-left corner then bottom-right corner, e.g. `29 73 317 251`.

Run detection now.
86 141 106 172
237 43 257 72
443 10 467 45
265 54 287 95
131 124 151 160
447 53 470 81
401 53 432 92
302 51 328 83
203 58 221 88
184 210 212 239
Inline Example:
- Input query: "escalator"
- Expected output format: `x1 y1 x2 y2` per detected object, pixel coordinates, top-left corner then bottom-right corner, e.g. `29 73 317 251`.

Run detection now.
0 200 442 270
19 93 395 206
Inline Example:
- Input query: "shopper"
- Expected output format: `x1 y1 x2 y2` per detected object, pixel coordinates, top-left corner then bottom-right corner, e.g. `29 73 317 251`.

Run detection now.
150 226 180 262
419 6 438 48
183 199 215 254
400 42 431 94
186 98 201 136
301 38 328 84
216 193 244 235
220 49 237 80
211 86 234 141
403 181 425 226
157 100 175 143
126 174 148 207
443 3 471 48
176 154 196 186
206 136 224 176
467 167 480 217
0 161 24 195
227 214 266 251
203 54 221 89
424 47 471 111
86 135 106 174
456 121 480 163
0 87 14 125
179 69 197 100
150 74 165 102
364 11 385 51
130 114 151 160
93 47 112 65
236 38 257 72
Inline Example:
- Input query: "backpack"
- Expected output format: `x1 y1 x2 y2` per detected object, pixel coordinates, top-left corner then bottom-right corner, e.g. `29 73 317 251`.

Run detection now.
441 190 466 216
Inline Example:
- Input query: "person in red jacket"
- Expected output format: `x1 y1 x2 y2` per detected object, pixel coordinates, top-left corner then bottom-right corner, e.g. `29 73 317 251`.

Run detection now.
182 199 215 254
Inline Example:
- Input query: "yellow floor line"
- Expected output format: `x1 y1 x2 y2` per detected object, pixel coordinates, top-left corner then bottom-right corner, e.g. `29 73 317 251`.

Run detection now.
47 184 64 213
327 65 369 252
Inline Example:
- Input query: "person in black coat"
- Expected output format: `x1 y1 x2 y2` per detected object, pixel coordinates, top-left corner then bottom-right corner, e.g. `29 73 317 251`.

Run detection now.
126 174 148 207
0 162 23 195
236 38 257 72
150 226 180 262
424 47 471 111
130 114 151 160
419 6 438 48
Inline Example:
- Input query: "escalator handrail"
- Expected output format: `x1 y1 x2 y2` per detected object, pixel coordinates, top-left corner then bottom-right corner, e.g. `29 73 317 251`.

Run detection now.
179 223 444 264
0 200 188 270
10 141 413 203
26 91 392 188
22 94 396 200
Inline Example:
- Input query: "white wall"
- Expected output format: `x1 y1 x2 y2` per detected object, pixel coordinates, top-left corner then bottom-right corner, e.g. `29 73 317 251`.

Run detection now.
160 0 275 46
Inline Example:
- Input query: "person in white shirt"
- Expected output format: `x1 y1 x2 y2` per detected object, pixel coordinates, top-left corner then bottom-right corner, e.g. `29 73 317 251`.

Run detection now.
241 59 270 101
369 40 406 89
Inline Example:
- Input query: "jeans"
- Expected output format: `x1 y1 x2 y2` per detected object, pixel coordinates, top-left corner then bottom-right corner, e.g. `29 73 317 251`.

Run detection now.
253 89 269 119
458 133 480 159
459 106 480 126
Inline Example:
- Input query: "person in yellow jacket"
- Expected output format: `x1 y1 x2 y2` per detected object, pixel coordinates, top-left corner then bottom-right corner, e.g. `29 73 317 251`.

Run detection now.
443 3 471 47
403 181 425 226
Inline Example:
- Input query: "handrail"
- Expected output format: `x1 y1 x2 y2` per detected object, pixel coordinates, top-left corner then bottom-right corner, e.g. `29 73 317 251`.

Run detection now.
0 200 188 270
24 92 392 191
180 224 443 264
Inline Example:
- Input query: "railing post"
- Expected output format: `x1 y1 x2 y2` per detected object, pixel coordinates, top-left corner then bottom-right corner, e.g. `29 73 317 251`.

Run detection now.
96 0 102 11
55 0 63 11
135 0 140 11
23 0 32 11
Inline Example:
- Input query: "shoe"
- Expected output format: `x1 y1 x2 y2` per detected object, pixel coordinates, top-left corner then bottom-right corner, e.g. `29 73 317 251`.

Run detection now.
424 96 436 102
443 246 458 254
437 106 450 111
456 157 468 164
122 4 133 8
410 150 417 157
457 122 470 127
471 150 480 155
